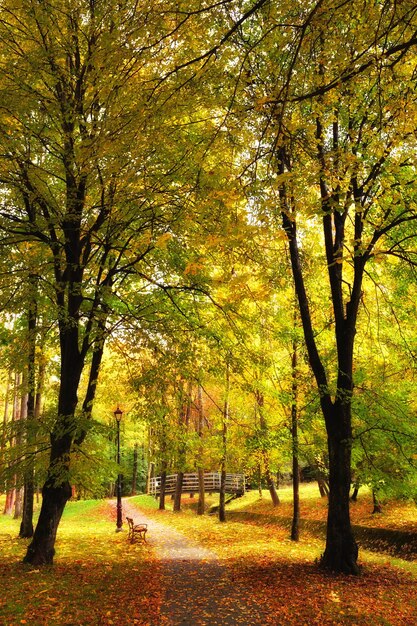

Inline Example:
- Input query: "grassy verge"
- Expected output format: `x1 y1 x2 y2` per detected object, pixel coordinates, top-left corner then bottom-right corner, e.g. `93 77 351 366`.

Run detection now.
0 498 161 626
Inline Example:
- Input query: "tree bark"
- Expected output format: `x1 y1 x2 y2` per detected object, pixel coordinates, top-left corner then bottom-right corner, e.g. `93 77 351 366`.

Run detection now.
257 391 279 506
196 384 205 516
131 443 138 496
158 466 167 510
173 381 191 512
372 489 382 514
291 334 300 541
320 403 359 574
173 471 184 512
219 361 230 523
20 281 38 538
23 329 84 565
23 481 72 565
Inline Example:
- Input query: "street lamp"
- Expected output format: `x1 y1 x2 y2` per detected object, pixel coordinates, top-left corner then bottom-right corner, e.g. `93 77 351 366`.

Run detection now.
114 406 123 531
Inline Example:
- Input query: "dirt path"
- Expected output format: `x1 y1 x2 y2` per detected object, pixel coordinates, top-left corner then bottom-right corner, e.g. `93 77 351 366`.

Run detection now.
122 499 272 626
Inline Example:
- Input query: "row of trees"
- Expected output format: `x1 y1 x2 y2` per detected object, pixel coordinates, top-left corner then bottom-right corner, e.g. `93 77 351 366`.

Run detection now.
0 0 417 574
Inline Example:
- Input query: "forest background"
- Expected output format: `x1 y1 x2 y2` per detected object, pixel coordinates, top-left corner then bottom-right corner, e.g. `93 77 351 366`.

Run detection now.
0 0 417 575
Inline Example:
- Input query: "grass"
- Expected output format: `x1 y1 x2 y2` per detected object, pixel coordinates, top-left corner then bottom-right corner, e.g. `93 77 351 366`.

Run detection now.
0 497 161 626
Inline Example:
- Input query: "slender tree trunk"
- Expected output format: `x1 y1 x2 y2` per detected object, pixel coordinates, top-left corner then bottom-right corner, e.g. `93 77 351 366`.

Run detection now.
131 443 138 496
4 373 20 516
159 466 167 510
219 361 230 523
350 483 359 502
14 386 27 520
372 489 382 514
256 389 279 506
1 373 10 452
257 464 263 498
173 381 191 512
197 385 205 516
1 374 11 502
20 284 37 537
4 490 15 516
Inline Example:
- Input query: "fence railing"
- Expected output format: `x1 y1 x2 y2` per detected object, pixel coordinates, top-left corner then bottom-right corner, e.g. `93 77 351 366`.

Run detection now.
148 472 245 496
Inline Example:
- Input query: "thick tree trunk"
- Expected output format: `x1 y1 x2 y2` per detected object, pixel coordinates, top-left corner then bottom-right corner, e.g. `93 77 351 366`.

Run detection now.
320 404 359 574
23 332 83 565
23 481 72 565
173 471 184 511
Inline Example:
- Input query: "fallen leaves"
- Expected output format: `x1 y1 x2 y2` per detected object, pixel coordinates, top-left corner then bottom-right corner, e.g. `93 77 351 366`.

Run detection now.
0 500 162 626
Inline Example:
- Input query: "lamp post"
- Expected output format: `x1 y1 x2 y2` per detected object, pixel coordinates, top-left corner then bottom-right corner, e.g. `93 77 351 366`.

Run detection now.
114 406 123 531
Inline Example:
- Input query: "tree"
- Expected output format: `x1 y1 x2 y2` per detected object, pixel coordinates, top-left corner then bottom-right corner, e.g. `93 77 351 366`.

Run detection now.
0 0 201 564
226 0 417 573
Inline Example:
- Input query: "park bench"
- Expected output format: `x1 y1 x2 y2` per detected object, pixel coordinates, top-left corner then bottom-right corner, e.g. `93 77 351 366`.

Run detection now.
126 517 148 543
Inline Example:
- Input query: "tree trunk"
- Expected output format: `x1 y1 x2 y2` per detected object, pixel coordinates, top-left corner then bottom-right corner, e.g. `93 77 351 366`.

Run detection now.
372 489 382 514
23 332 83 565
20 286 37 538
291 333 300 541
158 468 167 511
173 381 191 512
257 392 279 506
131 442 138 496
257 464 263 499
219 469 227 522
318 478 329 498
196 384 205 516
20 480 35 538
4 489 15 516
173 471 184 512
4 373 20 516
23 481 72 565
197 468 205 515
350 483 359 502
320 404 359 574
266 465 280 506
219 361 230 523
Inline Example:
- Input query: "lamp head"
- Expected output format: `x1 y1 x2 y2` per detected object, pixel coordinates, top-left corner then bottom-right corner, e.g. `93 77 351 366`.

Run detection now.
114 406 123 422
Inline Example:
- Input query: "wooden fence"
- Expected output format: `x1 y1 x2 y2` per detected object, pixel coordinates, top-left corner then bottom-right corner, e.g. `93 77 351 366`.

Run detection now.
148 472 245 496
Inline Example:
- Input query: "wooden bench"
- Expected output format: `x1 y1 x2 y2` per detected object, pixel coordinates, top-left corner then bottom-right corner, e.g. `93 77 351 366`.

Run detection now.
126 517 148 543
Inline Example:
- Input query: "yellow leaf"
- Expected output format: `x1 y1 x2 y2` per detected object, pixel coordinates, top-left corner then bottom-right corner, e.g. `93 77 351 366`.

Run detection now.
154 233 172 249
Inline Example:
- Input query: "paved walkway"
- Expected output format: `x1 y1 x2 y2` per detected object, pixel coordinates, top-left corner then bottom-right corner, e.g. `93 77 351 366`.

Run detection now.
122 499 272 626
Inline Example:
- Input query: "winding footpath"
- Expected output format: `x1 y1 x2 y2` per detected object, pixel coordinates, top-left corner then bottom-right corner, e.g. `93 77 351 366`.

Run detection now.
121 499 272 626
